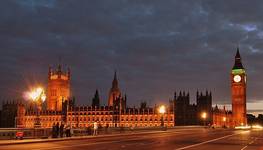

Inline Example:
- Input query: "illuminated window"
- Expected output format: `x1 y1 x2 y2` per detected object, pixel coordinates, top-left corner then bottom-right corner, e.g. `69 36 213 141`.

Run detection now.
51 90 57 96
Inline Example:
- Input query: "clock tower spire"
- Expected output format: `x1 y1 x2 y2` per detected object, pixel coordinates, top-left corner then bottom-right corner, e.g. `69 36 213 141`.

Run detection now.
231 47 247 126
108 71 121 106
233 47 244 69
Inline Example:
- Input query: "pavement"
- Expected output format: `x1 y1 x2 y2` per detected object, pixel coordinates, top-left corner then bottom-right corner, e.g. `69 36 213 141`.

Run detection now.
0 128 263 150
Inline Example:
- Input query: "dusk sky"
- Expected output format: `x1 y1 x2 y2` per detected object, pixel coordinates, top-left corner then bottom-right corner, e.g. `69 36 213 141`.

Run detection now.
0 0 263 115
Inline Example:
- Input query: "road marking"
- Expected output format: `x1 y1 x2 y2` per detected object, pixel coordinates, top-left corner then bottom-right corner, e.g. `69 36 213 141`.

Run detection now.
242 138 256 150
175 131 248 150
29 129 236 150
31 133 166 150
241 145 248 150
30 131 202 150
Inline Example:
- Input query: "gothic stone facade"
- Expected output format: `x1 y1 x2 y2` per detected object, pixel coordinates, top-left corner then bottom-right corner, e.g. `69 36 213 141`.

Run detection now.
17 105 174 128
16 67 174 128
173 90 212 126
212 48 247 128
14 48 248 128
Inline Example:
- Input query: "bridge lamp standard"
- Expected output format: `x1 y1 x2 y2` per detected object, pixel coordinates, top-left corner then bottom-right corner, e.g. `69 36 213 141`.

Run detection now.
27 87 46 128
159 105 166 127
201 112 207 127
223 117 226 128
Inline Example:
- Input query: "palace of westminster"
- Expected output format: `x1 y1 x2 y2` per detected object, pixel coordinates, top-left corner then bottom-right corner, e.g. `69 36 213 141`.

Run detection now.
0 48 247 128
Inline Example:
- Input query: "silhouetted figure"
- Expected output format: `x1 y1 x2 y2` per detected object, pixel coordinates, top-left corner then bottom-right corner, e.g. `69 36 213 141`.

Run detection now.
56 122 59 138
65 124 71 137
70 125 74 136
52 123 56 138
60 123 64 138
105 124 109 134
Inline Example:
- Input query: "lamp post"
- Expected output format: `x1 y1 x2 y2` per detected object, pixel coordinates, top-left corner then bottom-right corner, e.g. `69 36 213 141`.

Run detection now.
27 87 46 128
158 105 166 127
223 117 226 128
201 112 207 127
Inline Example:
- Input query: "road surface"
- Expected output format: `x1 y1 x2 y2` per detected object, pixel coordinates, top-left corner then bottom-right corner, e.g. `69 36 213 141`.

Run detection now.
1 128 263 150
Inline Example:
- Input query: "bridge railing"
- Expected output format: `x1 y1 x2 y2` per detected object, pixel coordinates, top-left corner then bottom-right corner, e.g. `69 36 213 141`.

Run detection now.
0 128 51 140
0 126 203 140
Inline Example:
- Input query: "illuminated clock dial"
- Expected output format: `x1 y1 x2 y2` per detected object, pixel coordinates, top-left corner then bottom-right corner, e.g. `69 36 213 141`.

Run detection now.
233 75 241 83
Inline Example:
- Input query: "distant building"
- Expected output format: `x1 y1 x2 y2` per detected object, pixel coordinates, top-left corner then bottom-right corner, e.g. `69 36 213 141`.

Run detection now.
212 48 247 127
91 89 100 108
173 90 212 126
196 91 212 125
108 71 121 107
247 114 256 125
2 47 248 128
47 65 70 111
0 101 24 128
173 91 196 125
16 69 174 128
231 48 247 126
212 105 232 128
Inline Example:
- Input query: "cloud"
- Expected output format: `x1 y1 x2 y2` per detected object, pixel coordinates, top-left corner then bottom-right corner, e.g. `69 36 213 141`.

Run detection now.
0 0 263 109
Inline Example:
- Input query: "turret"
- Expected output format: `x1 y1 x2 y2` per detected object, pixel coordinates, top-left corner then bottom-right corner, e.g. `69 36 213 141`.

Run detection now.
67 67 71 79
47 64 71 111
174 92 177 100
48 66 52 78
58 64 62 74
48 64 70 80
112 71 119 90
108 71 121 106
92 89 100 108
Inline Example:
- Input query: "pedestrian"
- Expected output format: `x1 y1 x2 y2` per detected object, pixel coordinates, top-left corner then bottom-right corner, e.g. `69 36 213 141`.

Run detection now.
70 124 74 136
66 123 71 137
130 124 134 133
105 124 109 134
60 123 64 138
52 123 56 138
56 122 59 138
93 121 98 136
65 124 69 137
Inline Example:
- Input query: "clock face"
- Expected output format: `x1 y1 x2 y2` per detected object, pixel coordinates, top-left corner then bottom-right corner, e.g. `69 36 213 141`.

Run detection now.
233 75 241 83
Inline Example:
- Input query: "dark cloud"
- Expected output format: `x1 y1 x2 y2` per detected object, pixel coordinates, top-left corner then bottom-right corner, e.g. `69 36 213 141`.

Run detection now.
0 0 263 112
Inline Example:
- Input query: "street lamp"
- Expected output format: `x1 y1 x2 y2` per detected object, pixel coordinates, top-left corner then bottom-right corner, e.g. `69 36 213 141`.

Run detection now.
158 105 166 127
223 117 226 128
201 112 207 127
27 87 46 128
28 87 46 108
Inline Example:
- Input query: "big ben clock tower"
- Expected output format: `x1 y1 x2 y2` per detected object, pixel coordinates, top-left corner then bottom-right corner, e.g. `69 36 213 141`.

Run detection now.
231 48 247 126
